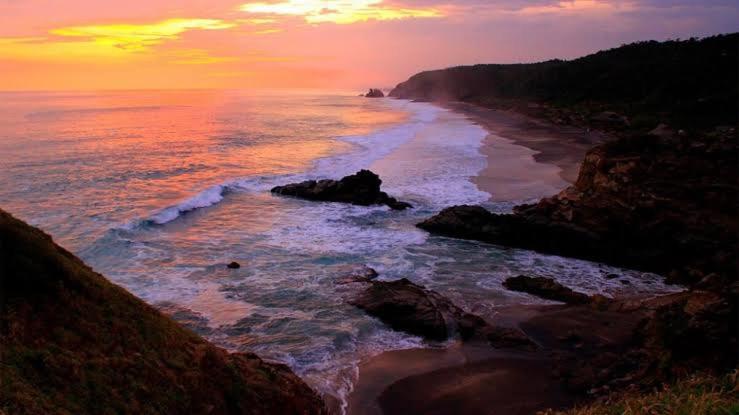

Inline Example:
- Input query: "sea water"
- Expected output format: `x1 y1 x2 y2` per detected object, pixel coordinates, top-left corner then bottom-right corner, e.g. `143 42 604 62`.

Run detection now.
0 90 673 411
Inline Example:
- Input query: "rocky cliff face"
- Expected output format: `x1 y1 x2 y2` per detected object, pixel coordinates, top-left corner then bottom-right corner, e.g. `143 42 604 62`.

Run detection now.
0 209 326 415
419 128 737 287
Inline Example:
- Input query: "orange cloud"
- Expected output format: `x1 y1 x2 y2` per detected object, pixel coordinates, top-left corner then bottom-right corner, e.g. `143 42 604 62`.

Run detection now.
50 19 236 51
0 18 236 62
239 0 443 24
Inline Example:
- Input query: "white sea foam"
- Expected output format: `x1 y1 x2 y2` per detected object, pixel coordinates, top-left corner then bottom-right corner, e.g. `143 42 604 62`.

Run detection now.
147 184 228 225
124 99 446 229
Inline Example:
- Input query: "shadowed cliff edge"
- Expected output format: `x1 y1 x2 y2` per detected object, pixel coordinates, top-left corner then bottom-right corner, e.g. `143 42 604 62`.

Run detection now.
0 209 327 415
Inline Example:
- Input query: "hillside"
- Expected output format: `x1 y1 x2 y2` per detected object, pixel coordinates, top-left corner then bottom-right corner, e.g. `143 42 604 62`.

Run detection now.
0 209 326 415
390 34 738 131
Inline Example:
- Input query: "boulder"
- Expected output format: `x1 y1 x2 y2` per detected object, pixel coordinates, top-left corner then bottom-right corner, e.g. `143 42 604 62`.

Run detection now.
271 170 412 210
365 88 384 98
417 205 601 260
349 278 535 349
227 261 241 269
335 265 379 284
502 275 591 305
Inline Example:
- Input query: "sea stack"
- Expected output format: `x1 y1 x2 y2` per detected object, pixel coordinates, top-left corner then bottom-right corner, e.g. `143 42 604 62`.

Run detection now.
364 88 384 98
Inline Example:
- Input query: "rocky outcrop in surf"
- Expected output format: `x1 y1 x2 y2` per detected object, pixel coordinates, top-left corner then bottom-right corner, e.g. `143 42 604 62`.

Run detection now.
0 208 327 415
503 275 592 305
418 130 737 287
349 278 535 349
364 88 384 98
271 170 412 210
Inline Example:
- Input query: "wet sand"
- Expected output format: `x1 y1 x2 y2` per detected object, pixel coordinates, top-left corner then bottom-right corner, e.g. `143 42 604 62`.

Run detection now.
346 301 648 415
344 103 622 415
444 102 610 198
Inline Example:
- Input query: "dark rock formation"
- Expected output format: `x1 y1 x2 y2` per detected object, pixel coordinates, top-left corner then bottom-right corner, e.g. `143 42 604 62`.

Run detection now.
227 261 241 269
271 170 412 210
418 130 737 287
335 265 379 284
503 275 591 305
364 88 384 98
0 209 326 415
349 278 534 349
544 289 738 395
417 205 602 259
589 111 630 130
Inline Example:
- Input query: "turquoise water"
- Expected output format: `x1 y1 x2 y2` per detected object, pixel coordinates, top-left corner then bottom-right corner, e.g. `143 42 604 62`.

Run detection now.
0 90 672 409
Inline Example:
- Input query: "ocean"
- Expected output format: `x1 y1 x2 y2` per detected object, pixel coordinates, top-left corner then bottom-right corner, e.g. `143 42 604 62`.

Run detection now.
0 90 672 410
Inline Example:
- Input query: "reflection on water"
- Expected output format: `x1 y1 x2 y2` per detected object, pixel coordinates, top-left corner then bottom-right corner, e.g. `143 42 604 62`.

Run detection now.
0 90 676 411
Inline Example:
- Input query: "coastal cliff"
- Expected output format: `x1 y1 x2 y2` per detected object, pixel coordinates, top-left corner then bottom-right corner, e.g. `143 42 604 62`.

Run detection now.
418 128 737 286
390 34 738 132
0 209 326 415
391 34 738 413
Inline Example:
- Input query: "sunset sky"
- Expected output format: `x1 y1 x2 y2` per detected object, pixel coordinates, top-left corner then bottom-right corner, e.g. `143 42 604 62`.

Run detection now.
1 0 736 91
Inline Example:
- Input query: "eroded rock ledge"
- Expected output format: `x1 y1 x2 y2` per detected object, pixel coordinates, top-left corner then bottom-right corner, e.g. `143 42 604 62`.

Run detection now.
271 169 412 210
349 277 535 350
418 131 737 286
503 275 592 305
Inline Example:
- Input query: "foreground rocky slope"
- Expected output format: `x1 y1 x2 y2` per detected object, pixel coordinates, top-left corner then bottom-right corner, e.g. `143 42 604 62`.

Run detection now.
0 209 326 415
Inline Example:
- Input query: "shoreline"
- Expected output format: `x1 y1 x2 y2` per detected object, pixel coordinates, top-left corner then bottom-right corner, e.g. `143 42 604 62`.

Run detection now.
345 300 650 415
441 101 611 195
343 103 626 415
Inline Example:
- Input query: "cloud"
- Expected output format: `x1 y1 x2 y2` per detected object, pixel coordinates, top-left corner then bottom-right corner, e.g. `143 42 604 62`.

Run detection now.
50 18 235 51
238 0 443 24
0 18 237 63
514 0 635 15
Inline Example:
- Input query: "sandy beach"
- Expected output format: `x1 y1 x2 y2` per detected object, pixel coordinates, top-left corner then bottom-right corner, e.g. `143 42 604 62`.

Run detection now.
345 106 616 415
346 298 649 415
445 102 610 197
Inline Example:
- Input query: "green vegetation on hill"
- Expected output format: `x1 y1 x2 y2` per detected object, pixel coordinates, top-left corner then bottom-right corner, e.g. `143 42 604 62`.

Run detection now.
541 372 739 415
0 209 326 415
390 34 738 131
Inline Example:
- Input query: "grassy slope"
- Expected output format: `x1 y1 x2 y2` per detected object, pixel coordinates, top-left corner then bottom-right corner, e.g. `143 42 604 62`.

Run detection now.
0 209 326 415
390 34 738 131
541 373 739 415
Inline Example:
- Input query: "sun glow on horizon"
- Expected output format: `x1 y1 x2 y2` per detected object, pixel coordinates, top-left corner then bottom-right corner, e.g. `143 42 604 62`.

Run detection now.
0 0 734 91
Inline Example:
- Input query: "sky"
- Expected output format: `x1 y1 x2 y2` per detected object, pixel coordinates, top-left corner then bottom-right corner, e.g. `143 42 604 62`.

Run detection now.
0 0 736 91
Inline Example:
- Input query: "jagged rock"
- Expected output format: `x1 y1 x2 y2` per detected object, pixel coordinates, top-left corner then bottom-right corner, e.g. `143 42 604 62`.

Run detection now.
227 261 241 269
418 133 737 287
271 170 412 210
417 205 601 259
365 88 384 98
638 290 738 372
503 275 591 305
349 278 535 349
